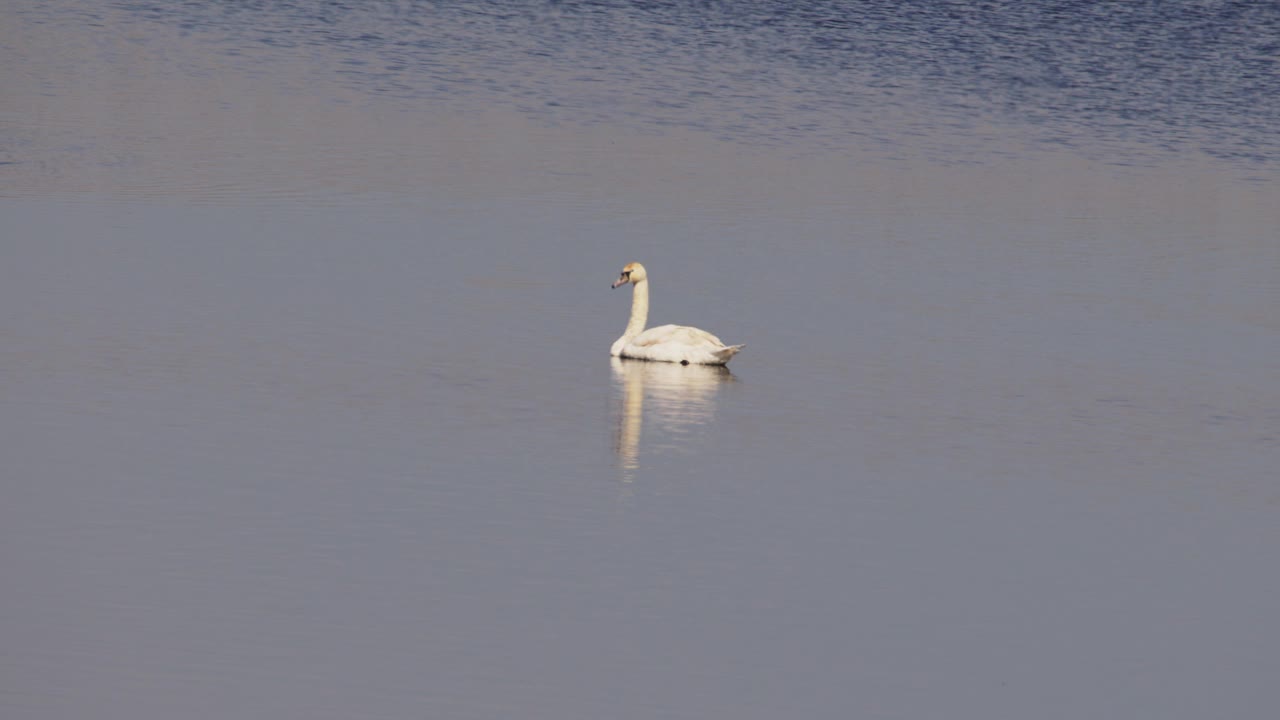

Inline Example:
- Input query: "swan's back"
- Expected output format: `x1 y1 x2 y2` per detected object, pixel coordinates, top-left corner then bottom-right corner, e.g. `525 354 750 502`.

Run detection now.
621 324 744 365
630 324 725 349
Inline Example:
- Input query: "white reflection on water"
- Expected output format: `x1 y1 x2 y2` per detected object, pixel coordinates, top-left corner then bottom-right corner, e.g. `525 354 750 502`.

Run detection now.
610 357 734 480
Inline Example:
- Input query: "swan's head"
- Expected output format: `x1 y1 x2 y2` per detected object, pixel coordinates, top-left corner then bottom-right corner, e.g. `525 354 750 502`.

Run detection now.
612 262 648 288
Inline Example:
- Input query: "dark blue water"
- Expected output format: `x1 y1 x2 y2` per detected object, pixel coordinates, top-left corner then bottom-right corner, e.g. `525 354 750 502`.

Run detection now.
101 0 1280 167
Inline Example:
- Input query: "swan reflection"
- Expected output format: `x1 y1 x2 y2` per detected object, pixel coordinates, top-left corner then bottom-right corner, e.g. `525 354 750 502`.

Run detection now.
610 357 734 479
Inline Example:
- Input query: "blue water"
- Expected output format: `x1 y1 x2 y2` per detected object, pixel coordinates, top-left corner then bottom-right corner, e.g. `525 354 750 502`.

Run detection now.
2 2 1278 719
99 0 1280 167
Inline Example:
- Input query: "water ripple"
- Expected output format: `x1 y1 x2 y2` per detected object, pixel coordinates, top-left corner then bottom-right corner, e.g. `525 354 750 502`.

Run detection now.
95 0 1280 169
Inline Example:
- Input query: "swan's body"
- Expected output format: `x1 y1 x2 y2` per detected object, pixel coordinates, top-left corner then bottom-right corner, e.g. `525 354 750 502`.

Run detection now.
610 262 744 366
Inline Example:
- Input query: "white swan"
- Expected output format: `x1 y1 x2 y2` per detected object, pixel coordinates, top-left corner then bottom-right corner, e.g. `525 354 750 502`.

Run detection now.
610 262 744 366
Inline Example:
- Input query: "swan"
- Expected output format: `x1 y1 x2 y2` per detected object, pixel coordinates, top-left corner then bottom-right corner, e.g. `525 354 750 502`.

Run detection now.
610 262 744 366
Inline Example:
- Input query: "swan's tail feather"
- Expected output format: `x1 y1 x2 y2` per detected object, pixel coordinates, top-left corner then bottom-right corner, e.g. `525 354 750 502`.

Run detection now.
712 344 745 364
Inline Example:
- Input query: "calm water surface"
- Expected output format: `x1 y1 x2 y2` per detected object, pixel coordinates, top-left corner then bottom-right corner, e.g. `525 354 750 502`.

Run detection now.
3 2 1279 719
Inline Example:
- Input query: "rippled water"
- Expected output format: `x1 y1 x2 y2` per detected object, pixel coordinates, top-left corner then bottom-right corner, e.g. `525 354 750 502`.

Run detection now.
128 1 1280 161
3 2 1279 719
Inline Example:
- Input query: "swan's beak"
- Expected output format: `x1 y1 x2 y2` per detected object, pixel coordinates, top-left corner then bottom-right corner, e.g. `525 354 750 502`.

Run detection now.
612 275 629 289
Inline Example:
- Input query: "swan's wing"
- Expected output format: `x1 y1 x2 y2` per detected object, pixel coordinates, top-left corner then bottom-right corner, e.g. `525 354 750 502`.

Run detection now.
630 324 726 348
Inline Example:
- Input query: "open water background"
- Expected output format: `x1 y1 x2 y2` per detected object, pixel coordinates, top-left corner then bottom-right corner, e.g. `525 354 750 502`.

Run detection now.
3 2 1278 718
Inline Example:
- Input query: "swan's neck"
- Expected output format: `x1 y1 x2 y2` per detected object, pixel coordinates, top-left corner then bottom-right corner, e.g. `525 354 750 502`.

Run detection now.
624 279 649 338
612 279 649 355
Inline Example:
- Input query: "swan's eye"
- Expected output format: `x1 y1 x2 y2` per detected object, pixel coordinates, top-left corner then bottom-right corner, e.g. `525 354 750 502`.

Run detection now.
622 271 630 277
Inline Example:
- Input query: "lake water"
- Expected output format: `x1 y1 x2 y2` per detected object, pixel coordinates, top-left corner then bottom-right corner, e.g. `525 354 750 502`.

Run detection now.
3 2 1278 718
